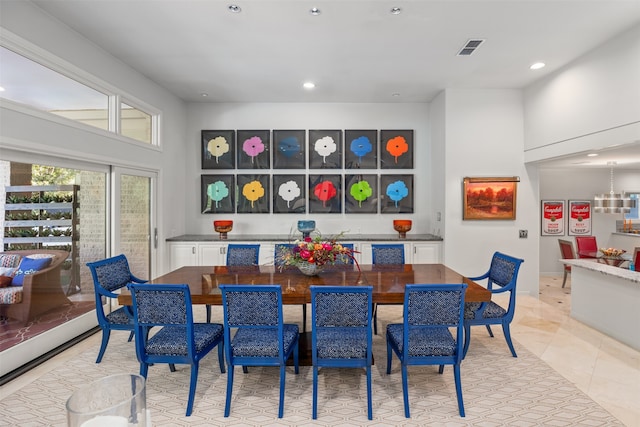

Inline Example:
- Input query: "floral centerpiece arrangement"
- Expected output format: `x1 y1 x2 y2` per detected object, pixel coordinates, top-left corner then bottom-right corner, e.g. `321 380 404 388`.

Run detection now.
277 232 358 275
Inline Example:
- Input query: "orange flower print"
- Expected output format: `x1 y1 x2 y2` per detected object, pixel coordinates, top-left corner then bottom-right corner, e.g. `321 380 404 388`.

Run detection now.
386 136 409 163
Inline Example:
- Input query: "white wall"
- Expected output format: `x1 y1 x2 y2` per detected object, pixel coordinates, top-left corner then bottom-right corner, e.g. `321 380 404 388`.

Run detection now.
0 1 188 273
539 168 640 274
523 24 640 162
186 102 431 236
439 89 540 297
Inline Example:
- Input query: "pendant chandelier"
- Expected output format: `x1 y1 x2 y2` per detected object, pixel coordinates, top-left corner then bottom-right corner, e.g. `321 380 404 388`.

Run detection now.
593 162 636 214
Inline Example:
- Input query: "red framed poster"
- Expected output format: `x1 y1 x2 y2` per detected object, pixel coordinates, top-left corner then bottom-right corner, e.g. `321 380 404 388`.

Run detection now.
568 200 592 236
541 200 565 236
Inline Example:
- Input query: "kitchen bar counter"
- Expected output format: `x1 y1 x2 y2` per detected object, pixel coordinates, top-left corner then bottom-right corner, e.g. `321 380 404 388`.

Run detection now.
562 258 640 350
167 233 443 242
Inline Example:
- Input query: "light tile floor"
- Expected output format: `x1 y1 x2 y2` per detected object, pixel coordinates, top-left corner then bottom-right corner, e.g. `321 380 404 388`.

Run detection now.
2 275 639 426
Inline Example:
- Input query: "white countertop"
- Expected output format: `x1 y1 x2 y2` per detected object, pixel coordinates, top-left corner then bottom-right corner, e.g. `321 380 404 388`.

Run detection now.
563 258 640 283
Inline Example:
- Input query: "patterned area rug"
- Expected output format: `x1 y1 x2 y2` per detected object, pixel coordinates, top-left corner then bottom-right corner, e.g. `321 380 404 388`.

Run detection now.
0 305 623 426
0 301 94 351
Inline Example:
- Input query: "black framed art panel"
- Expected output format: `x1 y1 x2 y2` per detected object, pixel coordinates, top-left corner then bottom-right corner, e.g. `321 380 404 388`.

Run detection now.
202 130 236 169
237 130 270 169
201 174 235 214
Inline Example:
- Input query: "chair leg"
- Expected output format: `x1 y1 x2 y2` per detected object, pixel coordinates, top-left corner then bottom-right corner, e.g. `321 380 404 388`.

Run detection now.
186 362 199 416
224 366 234 417
302 304 307 333
127 331 134 342
206 304 211 323
462 324 471 358
242 366 248 374
278 365 286 418
312 365 319 419
139 362 149 378
502 322 517 357
217 343 225 373
401 364 410 418
386 340 393 374
562 270 568 288
169 364 176 372
485 325 494 337
438 364 444 374
366 365 372 420
96 329 111 363
453 364 465 417
373 304 378 335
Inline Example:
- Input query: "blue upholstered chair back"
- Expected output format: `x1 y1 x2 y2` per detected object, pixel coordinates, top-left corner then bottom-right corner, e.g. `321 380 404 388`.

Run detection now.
372 244 405 265
226 244 260 266
334 243 355 265
310 285 373 419
405 285 466 328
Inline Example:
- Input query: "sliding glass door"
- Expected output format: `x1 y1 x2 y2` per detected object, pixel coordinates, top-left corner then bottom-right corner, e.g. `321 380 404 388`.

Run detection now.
112 167 157 281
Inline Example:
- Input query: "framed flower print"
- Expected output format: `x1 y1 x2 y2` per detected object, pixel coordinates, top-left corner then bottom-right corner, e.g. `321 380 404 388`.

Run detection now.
380 174 413 213
273 129 306 169
201 174 235 214
380 129 413 169
202 130 235 169
344 130 378 169
237 174 270 214
273 174 306 214
237 130 270 169
345 174 378 213
308 130 342 169
309 174 342 214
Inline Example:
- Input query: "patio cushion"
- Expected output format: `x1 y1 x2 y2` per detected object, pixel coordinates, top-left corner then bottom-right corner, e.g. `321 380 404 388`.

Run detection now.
12 257 52 286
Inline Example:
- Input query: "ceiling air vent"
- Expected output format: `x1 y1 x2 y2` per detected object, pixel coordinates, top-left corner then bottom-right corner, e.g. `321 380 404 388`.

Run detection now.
457 39 484 56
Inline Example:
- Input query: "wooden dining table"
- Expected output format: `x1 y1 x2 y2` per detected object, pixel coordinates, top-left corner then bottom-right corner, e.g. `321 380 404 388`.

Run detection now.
118 263 490 365
117 263 490 306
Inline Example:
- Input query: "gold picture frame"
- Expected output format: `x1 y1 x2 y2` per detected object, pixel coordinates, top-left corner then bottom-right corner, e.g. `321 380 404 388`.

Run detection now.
463 177 519 220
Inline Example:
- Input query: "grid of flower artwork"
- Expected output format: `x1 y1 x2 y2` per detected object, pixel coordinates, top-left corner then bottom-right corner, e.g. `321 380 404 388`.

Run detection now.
200 129 414 214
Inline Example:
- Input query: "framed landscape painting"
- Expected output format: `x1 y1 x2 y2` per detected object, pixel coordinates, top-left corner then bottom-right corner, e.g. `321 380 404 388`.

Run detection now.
202 130 235 169
463 177 518 220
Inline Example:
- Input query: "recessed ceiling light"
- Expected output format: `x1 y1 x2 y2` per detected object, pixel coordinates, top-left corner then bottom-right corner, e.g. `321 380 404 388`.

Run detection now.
390 7 402 15
587 153 599 157
530 62 546 70
392 93 400 97
228 5 241 13
310 7 320 16
0 86 5 92
303 82 315 89
200 93 208 97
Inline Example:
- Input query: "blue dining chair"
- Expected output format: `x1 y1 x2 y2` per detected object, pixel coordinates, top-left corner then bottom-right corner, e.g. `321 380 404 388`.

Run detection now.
333 243 355 265
310 285 373 420
463 251 524 358
386 283 467 418
206 244 261 323
128 283 225 416
371 244 405 335
219 284 299 418
226 244 260 266
86 254 147 363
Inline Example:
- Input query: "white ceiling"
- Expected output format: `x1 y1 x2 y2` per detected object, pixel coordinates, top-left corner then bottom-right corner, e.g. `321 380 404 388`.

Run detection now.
16 1 640 168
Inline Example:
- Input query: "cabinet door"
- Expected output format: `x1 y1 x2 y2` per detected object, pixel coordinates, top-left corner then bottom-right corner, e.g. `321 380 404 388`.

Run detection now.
169 243 198 270
412 242 442 264
199 243 227 266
